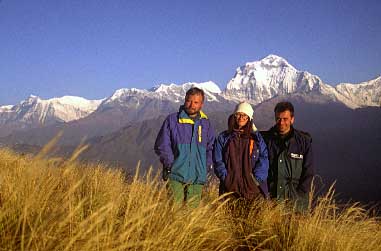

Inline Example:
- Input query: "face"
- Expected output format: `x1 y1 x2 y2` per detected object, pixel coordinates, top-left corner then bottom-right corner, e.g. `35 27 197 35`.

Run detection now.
275 110 294 135
184 94 204 117
234 112 249 129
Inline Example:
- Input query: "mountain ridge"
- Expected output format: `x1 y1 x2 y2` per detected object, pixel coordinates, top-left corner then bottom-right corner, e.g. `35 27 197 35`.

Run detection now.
1 55 380 139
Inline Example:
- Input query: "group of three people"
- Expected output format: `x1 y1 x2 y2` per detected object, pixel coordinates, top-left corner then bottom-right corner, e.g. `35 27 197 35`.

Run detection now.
154 87 314 211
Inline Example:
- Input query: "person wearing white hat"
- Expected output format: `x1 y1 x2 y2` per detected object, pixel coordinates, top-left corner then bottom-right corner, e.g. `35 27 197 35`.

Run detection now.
213 102 269 200
233 101 258 131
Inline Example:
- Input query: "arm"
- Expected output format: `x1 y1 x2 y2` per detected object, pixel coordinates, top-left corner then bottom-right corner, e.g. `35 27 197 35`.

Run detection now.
297 136 314 194
154 116 174 168
212 133 227 181
253 132 269 183
206 120 215 167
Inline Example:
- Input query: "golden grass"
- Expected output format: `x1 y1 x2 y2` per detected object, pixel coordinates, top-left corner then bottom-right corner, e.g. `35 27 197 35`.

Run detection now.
0 147 380 251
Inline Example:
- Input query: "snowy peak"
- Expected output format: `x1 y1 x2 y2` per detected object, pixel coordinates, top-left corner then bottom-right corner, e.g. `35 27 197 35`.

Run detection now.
153 81 221 94
257 54 294 69
48 96 102 111
1 55 380 135
333 76 381 108
0 105 13 113
102 81 222 108
20 95 40 106
223 54 320 104
1 95 103 125
18 95 101 112
107 88 149 103
223 54 381 108
187 81 222 94
152 81 221 102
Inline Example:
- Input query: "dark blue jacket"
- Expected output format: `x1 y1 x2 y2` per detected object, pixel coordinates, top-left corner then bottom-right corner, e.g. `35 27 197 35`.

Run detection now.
154 107 215 185
262 126 314 209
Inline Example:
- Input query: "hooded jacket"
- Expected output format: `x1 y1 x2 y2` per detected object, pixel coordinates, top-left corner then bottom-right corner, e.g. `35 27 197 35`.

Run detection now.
154 107 215 185
213 128 269 199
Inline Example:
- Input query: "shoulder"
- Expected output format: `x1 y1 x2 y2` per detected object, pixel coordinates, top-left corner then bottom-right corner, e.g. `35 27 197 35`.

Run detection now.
252 131 267 148
217 130 230 139
252 131 264 141
160 113 179 129
167 112 178 119
294 129 312 142
260 128 276 143
216 130 230 144
200 115 214 129
164 112 179 122
200 116 212 124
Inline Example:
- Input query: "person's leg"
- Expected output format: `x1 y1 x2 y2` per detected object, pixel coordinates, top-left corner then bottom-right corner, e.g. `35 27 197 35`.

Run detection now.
185 184 203 208
167 179 185 205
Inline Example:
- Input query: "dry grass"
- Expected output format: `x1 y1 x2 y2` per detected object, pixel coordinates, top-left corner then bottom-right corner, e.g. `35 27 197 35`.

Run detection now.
0 147 380 251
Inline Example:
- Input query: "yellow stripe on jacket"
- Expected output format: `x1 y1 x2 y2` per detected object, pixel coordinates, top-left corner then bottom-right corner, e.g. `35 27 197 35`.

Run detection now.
198 125 202 142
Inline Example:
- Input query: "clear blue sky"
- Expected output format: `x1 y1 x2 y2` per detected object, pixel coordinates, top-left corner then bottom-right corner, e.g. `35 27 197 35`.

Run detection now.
1 0 380 105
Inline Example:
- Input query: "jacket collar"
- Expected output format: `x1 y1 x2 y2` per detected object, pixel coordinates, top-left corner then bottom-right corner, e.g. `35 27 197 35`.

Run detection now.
270 125 295 140
178 106 208 124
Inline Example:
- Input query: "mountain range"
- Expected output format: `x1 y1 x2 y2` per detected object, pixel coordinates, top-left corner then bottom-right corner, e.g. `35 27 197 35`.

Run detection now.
1 54 380 204
1 55 380 138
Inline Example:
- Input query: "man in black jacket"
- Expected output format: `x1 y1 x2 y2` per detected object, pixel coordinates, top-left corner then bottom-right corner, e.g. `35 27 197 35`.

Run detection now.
262 101 314 212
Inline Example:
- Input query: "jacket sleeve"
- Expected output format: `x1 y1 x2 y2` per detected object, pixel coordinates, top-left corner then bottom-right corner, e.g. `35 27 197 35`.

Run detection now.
206 120 215 167
297 136 314 193
212 133 227 181
253 132 269 183
154 116 174 168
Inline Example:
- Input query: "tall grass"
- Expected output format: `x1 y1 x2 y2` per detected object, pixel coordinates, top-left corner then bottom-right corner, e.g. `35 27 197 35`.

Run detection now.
0 148 380 250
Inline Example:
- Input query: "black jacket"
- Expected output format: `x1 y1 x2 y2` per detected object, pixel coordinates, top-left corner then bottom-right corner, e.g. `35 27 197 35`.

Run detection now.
261 126 314 210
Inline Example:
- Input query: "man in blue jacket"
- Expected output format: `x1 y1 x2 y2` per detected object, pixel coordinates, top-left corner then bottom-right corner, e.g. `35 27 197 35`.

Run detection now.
154 87 215 207
261 101 314 212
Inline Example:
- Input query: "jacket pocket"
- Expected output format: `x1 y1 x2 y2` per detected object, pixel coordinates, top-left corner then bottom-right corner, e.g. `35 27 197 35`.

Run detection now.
288 152 304 179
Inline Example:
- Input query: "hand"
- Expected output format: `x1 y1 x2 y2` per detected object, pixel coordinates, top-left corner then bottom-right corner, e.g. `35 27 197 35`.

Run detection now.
162 166 171 181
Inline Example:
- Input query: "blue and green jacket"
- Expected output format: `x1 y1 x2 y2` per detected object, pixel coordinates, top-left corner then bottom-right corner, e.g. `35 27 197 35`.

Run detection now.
154 107 215 185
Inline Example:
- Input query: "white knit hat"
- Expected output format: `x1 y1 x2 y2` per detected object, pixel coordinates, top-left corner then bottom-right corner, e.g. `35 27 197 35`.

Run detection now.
234 102 254 120
234 102 258 131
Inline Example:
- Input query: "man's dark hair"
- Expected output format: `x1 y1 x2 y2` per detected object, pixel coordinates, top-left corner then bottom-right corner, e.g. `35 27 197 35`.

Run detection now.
274 101 294 116
186 87 205 102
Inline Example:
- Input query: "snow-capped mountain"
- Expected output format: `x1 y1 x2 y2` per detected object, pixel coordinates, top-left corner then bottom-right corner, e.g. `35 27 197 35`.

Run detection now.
328 76 381 108
151 81 221 102
1 54 380 139
0 105 13 113
100 81 222 109
2 54 379 126
0 95 103 126
222 54 320 104
223 54 381 108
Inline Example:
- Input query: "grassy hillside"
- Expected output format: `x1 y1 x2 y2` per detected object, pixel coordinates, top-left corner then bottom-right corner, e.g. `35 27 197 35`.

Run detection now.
0 148 380 251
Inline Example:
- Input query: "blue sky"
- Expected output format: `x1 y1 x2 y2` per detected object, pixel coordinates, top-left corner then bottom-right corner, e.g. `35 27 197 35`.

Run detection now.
1 0 380 105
